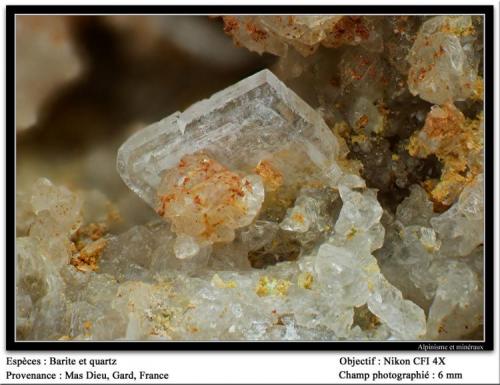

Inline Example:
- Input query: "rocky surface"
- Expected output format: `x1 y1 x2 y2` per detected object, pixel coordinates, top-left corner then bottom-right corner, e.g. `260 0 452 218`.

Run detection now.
16 15 484 341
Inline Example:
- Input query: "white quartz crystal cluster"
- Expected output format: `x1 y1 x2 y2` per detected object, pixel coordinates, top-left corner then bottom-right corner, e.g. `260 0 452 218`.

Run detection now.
16 15 484 341
298 186 426 339
407 16 480 105
17 179 83 339
17 177 428 341
376 176 484 339
222 16 381 57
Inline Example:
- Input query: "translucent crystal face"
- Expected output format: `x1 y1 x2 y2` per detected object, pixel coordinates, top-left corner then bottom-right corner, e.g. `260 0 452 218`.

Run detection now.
407 16 478 104
116 69 339 208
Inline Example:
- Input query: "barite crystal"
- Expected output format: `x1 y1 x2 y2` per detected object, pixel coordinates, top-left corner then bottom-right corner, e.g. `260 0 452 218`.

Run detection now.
117 69 340 256
117 69 338 207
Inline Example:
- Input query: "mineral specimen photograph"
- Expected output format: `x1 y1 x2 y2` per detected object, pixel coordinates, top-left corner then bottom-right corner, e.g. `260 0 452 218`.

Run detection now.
12 11 488 343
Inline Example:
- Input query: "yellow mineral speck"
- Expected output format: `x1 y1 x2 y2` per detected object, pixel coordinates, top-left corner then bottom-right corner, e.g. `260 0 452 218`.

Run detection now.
346 227 358 240
373 118 386 135
351 133 368 145
292 213 305 224
83 320 92 330
298 272 314 290
363 261 380 275
255 276 270 297
150 307 178 336
276 279 291 296
440 18 475 36
255 276 291 297
58 335 72 341
73 222 108 242
69 242 78 254
70 238 107 272
408 103 483 206
211 273 238 289
391 154 400 161
420 232 441 253
421 179 438 194
332 121 351 139
470 76 484 101
423 243 440 253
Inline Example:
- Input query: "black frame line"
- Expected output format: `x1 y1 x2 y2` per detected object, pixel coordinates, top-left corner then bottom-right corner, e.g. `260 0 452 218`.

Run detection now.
5 4 494 351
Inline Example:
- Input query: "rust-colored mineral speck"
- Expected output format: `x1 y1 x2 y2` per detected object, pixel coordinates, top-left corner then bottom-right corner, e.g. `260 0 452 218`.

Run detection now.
157 152 264 244
292 213 305 224
356 115 369 131
245 22 268 42
254 159 284 192
70 238 107 272
326 16 371 48
222 16 240 34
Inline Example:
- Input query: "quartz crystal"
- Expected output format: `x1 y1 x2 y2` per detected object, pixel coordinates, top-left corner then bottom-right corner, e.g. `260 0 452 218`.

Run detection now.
157 153 265 257
222 16 382 57
407 16 480 105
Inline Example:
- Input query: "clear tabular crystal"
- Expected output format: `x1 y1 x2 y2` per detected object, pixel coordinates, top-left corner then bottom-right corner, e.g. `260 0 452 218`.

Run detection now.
117 69 339 208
